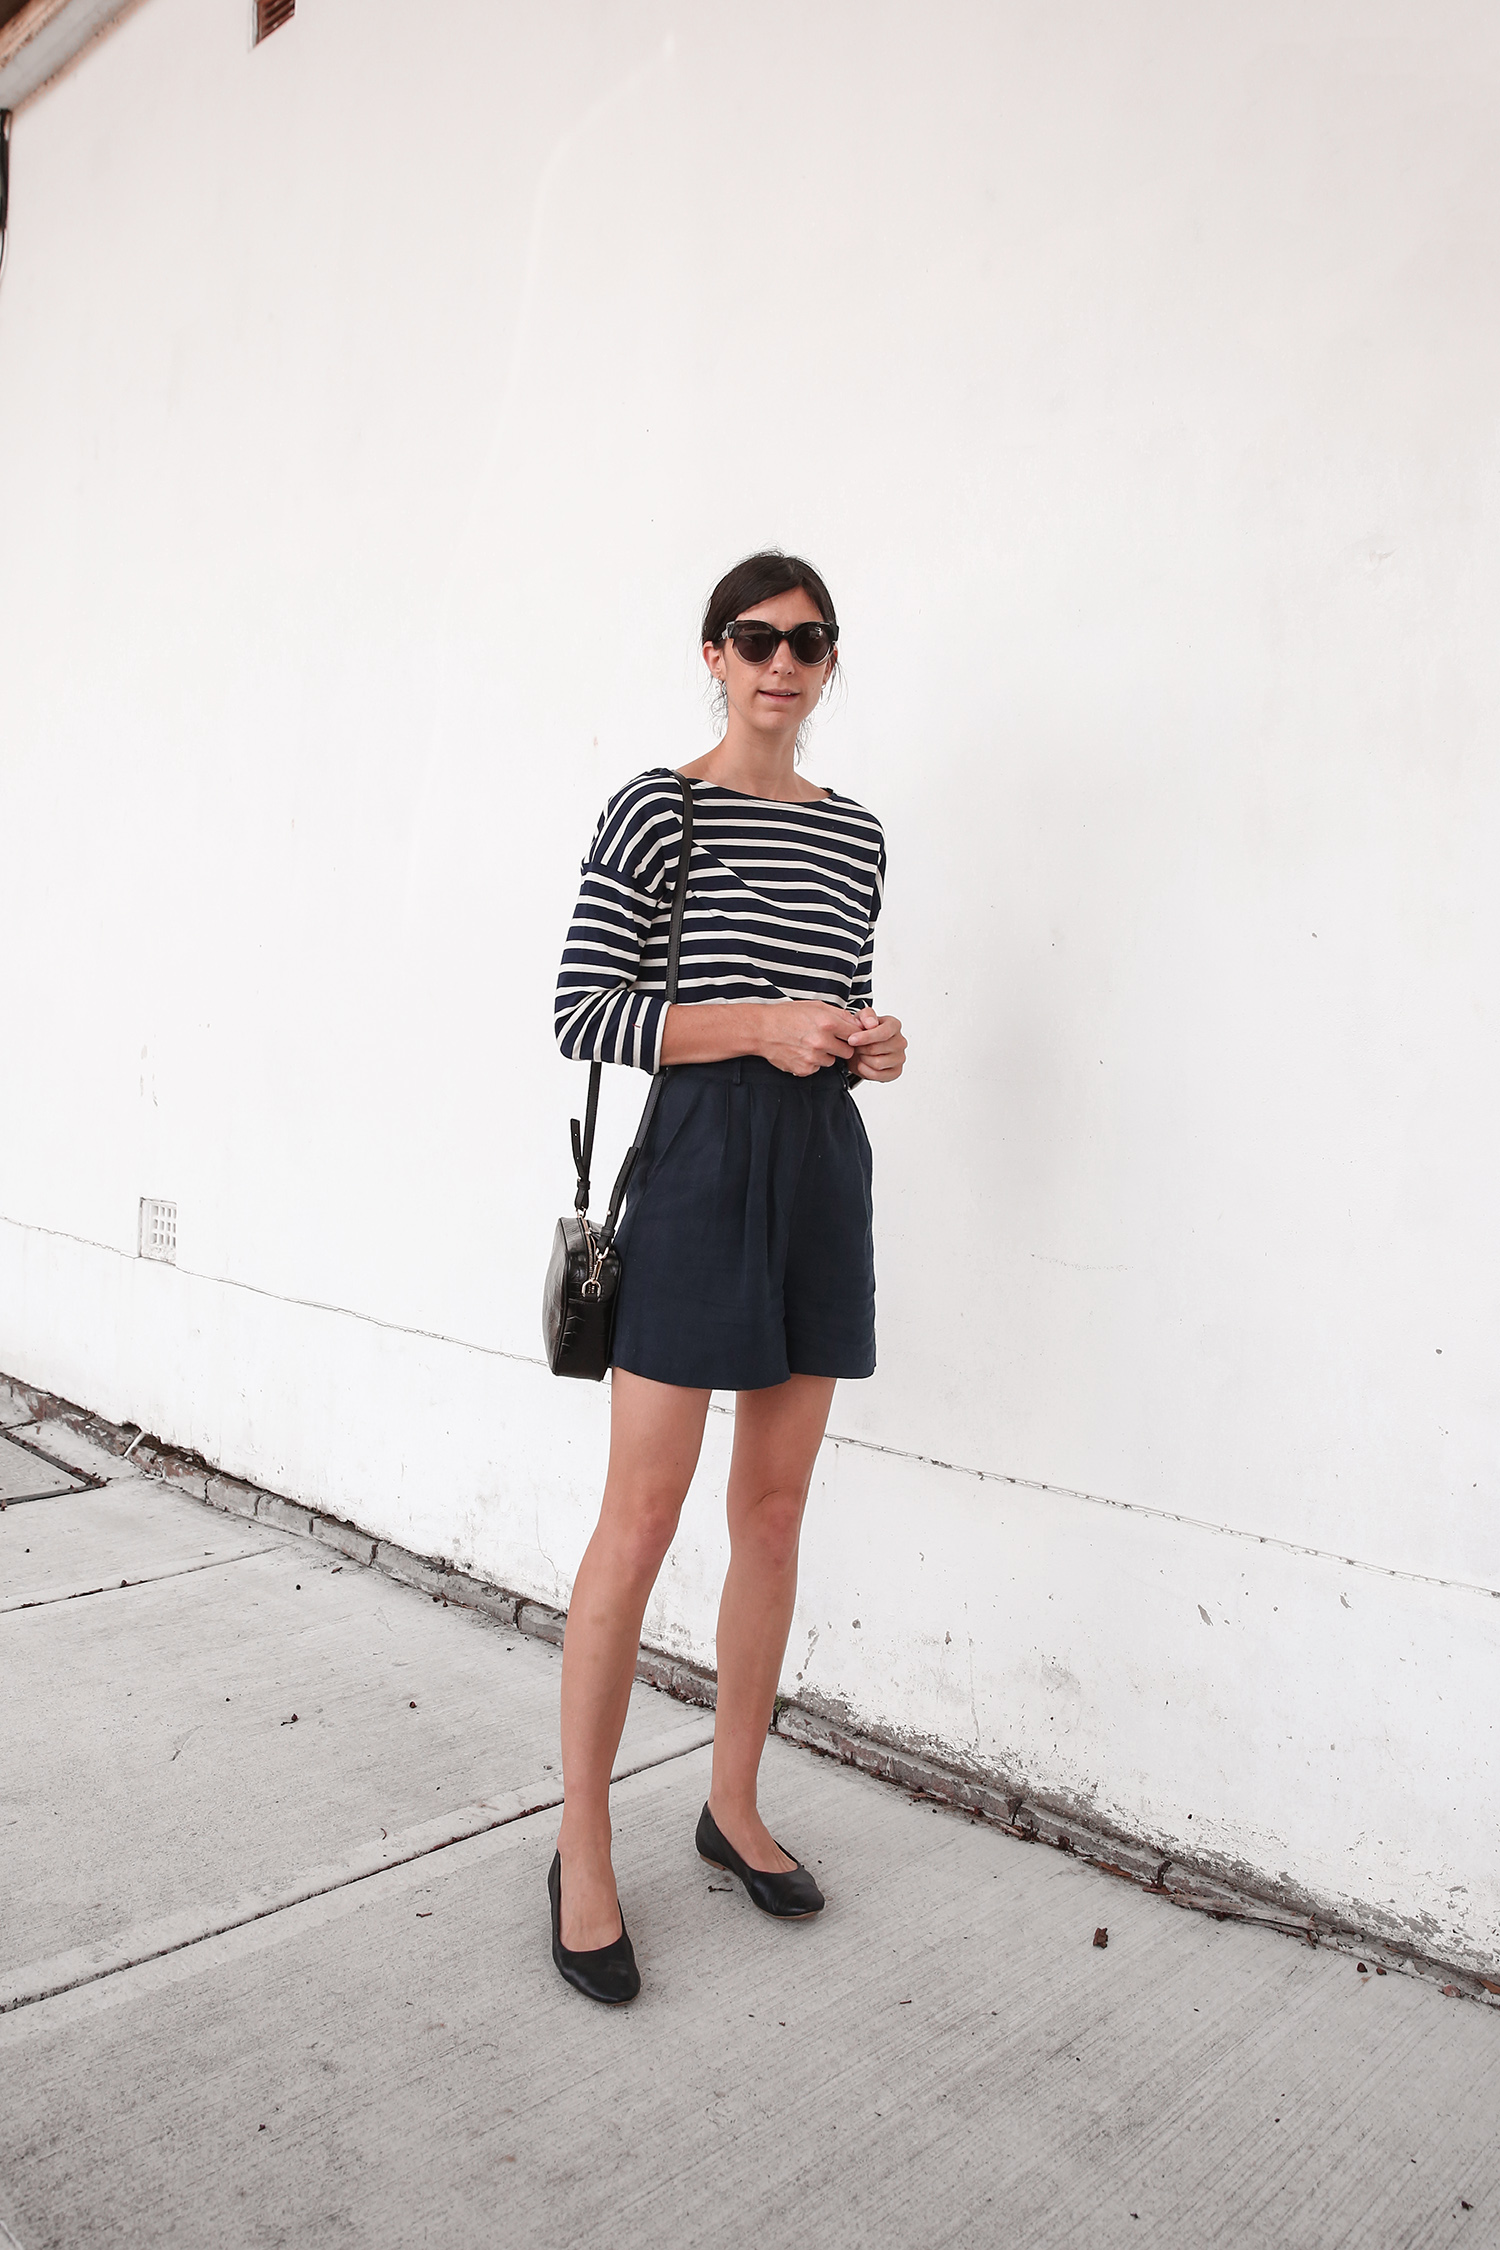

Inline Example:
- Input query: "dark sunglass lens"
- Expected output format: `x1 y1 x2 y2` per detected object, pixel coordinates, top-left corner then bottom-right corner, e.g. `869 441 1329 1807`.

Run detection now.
789 624 833 663
730 624 778 663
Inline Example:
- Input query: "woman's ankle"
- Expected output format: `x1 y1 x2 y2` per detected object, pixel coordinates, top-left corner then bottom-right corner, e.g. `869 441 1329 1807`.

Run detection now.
707 1788 761 1834
556 1818 614 1862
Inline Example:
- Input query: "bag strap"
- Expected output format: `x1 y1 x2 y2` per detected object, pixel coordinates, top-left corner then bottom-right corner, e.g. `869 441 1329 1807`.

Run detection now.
570 773 695 1237
569 1063 602 1213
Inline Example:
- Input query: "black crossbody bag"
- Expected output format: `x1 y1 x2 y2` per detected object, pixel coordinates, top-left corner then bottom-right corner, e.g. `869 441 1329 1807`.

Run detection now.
542 773 694 1380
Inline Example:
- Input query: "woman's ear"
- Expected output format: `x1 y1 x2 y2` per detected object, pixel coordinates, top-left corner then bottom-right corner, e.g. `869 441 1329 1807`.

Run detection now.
703 638 727 683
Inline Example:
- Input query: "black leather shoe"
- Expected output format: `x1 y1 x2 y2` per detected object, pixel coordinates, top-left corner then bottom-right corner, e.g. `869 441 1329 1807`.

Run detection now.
548 1851 641 2003
696 1803 825 1918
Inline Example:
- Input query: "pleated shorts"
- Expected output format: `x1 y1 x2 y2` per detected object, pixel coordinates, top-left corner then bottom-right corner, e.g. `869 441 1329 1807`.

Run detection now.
609 1055 876 1392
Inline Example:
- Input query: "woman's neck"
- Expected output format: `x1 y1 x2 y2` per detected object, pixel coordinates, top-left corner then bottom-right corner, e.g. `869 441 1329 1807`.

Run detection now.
679 729 828 803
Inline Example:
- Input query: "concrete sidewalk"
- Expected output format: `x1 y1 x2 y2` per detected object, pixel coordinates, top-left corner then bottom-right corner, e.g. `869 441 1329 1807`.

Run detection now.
2 1396 1496 2250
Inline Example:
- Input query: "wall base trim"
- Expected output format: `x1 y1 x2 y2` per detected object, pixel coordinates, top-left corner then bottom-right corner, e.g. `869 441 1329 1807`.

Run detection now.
7 1370 1496 2006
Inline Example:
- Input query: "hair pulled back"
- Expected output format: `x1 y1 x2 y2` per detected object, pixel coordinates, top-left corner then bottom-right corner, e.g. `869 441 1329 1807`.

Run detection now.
700 550 838 646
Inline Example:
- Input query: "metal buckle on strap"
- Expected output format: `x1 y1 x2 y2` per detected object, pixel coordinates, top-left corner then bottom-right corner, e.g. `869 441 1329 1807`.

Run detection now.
579 1214 606 1299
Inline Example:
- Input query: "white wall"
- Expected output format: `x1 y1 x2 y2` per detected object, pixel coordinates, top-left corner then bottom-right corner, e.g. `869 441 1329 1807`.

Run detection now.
2 0 1496 1970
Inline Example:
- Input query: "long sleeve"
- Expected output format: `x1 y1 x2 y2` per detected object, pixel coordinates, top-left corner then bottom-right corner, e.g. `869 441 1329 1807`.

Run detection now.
553 775 680 1072
847 837 886 1013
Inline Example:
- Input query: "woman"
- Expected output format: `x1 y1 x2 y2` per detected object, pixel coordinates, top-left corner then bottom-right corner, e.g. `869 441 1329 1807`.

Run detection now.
549 551 907 2002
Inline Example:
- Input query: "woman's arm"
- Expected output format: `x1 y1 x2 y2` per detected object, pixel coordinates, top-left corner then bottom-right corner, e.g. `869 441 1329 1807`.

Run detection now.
660 1000 860 1078
839 837 904 1079
555 787 676 1071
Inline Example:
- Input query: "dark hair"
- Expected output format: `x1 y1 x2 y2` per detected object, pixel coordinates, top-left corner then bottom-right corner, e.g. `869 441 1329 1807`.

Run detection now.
700 550 838 646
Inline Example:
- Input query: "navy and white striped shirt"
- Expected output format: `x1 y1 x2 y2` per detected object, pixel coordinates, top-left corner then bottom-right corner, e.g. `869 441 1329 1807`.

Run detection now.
555 767 886 1072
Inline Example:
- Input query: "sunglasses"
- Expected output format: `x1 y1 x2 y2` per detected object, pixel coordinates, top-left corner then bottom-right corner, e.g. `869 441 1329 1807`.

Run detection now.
722 618 838 667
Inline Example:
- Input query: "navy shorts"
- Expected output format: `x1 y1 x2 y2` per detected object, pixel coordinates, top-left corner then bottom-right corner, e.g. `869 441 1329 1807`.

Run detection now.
609 1056 876 1392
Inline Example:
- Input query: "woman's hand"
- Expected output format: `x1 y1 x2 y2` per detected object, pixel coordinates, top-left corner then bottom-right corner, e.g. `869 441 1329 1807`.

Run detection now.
659 998 901 1080
757 1001 858 1078
846 1008 906 1082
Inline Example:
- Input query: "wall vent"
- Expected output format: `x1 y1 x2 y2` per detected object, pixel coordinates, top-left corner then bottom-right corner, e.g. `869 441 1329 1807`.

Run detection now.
139 1198 177 1264
255 0 294 43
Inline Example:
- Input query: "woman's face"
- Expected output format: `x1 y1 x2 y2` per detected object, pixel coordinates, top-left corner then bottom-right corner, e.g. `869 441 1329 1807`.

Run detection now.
703 585 837 738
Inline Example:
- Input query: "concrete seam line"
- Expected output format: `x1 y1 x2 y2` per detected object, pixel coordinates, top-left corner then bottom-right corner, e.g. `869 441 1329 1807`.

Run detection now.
0 1426 101 1489
0 1750 709 2047
0 1722 714 2015
0 1545 273 1615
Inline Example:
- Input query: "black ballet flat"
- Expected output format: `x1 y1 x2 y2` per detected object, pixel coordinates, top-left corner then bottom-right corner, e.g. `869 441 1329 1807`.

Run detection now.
548 1850 641 2004
695 1803 825 1919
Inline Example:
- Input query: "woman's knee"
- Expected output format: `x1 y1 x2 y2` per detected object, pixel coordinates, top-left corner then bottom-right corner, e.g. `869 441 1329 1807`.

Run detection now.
599 1488 684 1582
732 1486 807 1573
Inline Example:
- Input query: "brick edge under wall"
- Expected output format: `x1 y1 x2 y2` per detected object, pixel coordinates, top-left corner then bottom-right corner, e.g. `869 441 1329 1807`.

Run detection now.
6 1372 1497 2005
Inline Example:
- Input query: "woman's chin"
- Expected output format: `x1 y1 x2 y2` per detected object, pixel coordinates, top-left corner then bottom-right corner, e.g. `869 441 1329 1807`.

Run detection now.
748 698 805 730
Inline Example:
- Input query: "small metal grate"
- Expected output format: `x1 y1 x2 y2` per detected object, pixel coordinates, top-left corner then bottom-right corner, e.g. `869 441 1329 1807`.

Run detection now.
255 0 294 42
139 1198 177 1264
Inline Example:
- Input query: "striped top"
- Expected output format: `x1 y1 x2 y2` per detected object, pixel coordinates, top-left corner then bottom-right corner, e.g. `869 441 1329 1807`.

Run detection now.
555 767 886 1072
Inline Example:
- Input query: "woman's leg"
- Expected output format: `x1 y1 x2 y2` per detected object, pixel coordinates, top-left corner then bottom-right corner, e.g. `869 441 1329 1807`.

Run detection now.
709 1373 837 1873
556 1368 710 1949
